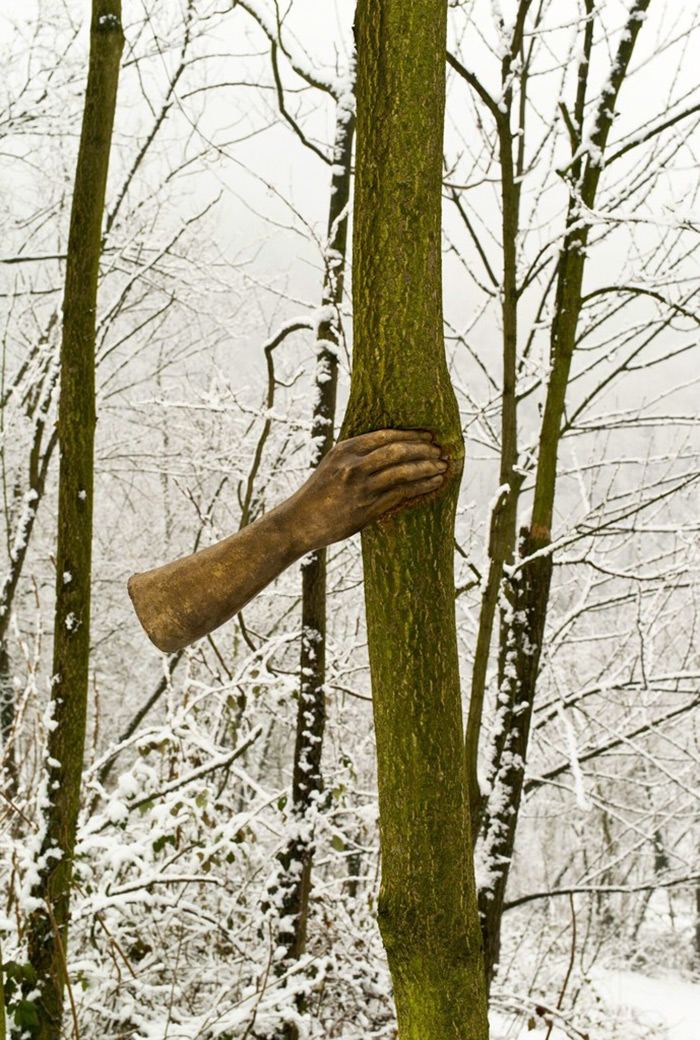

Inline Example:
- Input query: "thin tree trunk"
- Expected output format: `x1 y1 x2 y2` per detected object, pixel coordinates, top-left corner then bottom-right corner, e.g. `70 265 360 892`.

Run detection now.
24 4 123 1036
0 935 5 1040
0 644 16 802
464 24 526 842
277 94 355 960
477 0 651 988
260 91 355 1040
478 528 552 988
1 365 60 800
695 869 700 965
340 2 488 1035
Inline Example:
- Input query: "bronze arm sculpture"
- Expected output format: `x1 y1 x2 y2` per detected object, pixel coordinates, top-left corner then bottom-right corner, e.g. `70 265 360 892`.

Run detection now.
128 428 449 653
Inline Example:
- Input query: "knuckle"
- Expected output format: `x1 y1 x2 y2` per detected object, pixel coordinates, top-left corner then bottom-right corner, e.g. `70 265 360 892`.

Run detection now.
337 457 356 482
379 444 401 467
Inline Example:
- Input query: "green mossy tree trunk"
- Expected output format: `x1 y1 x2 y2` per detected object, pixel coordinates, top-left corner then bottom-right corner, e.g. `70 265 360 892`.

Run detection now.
340 2 489 1036
24 3 123 1037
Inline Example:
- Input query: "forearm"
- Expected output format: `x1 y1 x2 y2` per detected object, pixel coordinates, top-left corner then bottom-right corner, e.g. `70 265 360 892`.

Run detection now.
128 500 307 654
128 429 448 653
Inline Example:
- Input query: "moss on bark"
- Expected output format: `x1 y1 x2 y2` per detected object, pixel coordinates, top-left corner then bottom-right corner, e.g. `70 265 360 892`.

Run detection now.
25 4 123 1037
341 1 489 1035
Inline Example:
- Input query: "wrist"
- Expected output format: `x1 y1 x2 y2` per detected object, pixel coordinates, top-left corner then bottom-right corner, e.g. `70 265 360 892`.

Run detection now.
263 495 317 560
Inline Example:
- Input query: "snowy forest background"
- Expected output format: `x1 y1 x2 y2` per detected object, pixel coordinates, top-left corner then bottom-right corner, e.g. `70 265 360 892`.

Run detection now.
1 0 700 1037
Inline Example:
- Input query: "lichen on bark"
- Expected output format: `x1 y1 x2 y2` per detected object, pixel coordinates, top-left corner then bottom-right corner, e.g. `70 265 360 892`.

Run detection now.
340 0 489 1035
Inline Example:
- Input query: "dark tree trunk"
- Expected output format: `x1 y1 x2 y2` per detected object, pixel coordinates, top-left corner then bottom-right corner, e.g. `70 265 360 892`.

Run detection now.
1 374 59 801
24 4 123 1036
478 528 552 988
476 0 652 987
274 96 355 976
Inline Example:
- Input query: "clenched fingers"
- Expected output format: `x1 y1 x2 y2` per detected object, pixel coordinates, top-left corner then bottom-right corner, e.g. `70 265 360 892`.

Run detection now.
340 428 434 456
373 472 446 515
361 438 444 474
368 457 449 496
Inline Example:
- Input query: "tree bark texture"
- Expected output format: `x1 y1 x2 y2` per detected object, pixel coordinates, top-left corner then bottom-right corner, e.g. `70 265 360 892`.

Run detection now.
477 0 651 986
477 529 552 988
465 69 525 844
0 936 5 1040
274 94 355 1036
24 3 123 1037
340 2 489 1036
1 328 60 801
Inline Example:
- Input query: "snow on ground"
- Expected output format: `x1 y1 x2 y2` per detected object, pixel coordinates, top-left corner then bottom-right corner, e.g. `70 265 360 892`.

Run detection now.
490 1011 570 1039
589 968 700 1040
490 969 700 1039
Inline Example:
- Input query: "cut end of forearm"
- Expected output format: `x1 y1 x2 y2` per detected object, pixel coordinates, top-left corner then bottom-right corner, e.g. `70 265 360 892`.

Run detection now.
127 570 196 654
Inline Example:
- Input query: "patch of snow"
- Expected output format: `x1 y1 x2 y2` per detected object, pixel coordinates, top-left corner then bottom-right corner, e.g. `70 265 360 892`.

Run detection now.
106 799 128 824
117 772 141 799
558 703 590 810
590 969 700 1040
490 1010 568 1039
97 13 120 28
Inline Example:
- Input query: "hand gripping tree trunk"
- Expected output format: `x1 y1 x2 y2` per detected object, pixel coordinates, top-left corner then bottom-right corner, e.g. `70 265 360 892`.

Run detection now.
24 3 123 1037
340 2 489 1036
